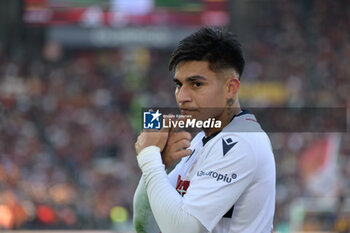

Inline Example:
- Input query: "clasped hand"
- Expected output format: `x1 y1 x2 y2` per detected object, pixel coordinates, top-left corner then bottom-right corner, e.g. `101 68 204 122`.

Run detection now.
135 118 192 168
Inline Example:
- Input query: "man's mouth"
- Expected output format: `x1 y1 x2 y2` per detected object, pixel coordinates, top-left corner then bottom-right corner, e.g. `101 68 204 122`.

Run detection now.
180 108 199 115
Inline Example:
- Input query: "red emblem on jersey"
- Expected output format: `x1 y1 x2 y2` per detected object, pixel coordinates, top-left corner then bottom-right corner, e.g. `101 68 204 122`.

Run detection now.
176 175 190 196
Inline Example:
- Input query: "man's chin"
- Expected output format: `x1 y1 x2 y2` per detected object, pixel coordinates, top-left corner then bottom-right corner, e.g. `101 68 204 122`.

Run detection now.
179 109 219 122
179 111 197 119
180 109 197 117
185 114 213 122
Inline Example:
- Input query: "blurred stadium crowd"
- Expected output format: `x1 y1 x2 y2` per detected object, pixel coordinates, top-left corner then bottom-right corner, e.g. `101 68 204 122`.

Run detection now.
0 0 350 232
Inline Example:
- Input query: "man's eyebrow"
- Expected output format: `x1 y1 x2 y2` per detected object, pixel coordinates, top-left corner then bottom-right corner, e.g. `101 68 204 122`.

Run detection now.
186 75 207 82
173 75 207 84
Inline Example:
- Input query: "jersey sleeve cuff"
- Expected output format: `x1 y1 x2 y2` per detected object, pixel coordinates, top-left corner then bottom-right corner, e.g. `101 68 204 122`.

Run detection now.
137 145 161 157
137 146 164 173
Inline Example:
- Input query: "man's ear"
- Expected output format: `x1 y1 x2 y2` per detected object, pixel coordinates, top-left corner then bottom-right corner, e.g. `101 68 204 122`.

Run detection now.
225 77 240 98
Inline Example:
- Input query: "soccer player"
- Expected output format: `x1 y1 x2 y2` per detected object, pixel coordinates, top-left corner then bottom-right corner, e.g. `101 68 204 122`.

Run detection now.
133 27 276 233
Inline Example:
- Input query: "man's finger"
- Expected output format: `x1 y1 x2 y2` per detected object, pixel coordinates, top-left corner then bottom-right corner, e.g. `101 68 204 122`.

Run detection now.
174 139 191 151
161 119 171 133
174 149 193 159
167 115 188 134
168 114 178 135
168 131 192 144
174 117 187 133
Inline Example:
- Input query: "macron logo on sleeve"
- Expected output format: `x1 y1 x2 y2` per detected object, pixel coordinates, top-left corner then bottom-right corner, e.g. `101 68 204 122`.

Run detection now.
222 138 238 156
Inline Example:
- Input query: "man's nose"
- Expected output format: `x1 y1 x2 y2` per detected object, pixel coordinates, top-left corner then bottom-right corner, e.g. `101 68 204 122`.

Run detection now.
176 86 191 105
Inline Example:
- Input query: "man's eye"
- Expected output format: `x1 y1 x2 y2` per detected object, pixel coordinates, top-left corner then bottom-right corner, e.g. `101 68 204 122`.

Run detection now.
193 82 202 87
175 83 182 88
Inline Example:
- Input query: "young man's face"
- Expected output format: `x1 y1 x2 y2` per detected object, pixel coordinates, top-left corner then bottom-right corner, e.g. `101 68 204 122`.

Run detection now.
173 60 228 121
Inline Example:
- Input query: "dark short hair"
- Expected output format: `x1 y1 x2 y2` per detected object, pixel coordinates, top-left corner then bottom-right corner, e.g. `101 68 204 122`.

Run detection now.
169 27 245 78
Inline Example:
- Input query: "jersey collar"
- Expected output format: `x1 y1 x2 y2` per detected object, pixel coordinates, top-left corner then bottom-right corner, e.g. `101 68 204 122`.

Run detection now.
201 109 250 146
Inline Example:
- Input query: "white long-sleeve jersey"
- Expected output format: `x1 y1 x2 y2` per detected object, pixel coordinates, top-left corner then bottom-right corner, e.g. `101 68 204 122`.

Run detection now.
134 111 276 233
